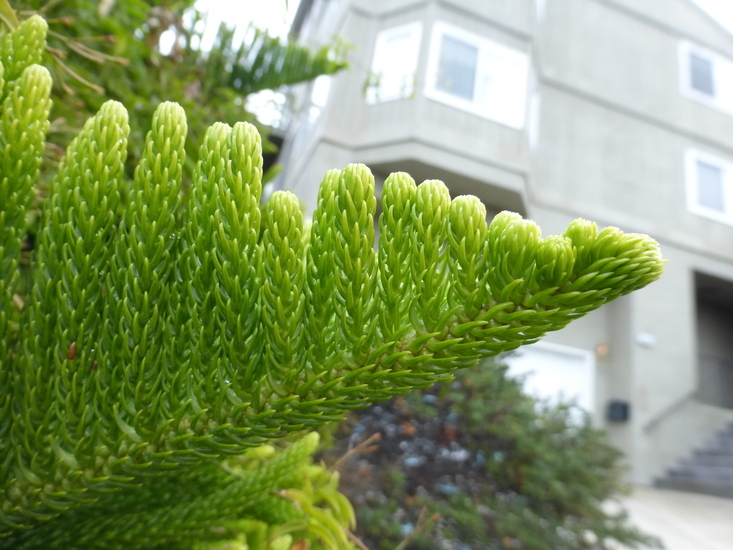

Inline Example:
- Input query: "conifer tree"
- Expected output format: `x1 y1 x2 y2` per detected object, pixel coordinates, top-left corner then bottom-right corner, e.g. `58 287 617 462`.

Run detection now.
0 14 665 549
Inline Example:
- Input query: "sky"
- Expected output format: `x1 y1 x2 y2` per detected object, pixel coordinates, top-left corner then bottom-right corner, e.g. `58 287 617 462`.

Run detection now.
194 0 300 49
693 0 733 33
159 1 300 53
188 2 328 175
189 1 733 45
192 1 733 37
157 1 303 128
185 1 733 128
190 1 733 49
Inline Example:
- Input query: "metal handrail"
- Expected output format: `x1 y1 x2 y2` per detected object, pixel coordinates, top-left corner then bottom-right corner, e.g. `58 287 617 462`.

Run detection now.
642 390 698 433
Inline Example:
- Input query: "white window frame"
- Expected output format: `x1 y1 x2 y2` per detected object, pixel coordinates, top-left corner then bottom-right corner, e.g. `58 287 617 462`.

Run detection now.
685 149 733 226
366 22 423 105
679 41 733 116
424 21 529 129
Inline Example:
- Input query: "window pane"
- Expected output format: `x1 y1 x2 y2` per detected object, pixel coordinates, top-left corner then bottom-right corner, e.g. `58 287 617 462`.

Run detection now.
697 160 725 212
368 23 422 104
436 34 478 101
690 52 715 96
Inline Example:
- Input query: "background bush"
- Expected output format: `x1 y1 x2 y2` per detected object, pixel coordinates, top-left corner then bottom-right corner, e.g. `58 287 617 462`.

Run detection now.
328 359 663 549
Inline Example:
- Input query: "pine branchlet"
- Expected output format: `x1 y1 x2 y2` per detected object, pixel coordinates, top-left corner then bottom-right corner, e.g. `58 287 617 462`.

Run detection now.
0 15 666 548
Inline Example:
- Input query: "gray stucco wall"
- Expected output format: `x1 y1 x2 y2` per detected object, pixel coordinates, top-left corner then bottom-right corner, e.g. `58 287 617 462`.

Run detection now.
607 0 733 53
541 0 733 146
282 0 733 484
535 85 733 261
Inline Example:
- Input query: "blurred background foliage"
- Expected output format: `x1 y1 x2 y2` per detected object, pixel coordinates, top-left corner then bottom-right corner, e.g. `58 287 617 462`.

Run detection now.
324 359 663 550
7 0 347 193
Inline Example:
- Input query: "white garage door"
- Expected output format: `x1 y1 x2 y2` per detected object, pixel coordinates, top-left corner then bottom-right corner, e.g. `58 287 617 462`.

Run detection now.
505 341 596 413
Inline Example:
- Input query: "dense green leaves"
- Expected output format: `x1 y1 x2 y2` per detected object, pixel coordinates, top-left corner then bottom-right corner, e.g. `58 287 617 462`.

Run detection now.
0 14 665 547
0 15 52 488
2 432 356 549
332 164 378 363
261 191 307 396
306 169 340 367
0 14 46 83
378 172 417 339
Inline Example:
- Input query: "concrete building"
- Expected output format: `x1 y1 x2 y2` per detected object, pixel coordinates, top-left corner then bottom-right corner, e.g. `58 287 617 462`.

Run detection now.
279 0 733 489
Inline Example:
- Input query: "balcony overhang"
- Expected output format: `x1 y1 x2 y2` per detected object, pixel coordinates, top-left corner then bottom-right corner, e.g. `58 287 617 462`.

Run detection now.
338 137 528 215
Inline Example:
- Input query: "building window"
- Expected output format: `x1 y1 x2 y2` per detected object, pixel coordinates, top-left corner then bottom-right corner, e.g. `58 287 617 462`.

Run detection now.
679 42 733 114
366 22 422 104
425 22 529 129
696 160 724 212
689 52 715 96
436 34 478 100
685 150 733 225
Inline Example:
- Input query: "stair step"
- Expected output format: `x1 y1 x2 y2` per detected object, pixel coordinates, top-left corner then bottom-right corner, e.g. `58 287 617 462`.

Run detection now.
655 478 733 499
694 446 733 457
720 428 733 438
688 452 733 467
720 442 733 451
668 464 733 483
656 422 733 499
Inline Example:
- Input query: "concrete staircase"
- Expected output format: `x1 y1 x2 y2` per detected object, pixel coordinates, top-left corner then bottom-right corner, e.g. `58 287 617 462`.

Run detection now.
656 422 733 499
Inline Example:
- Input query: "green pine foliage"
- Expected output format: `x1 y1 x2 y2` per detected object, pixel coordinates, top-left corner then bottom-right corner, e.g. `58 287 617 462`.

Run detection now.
0 14 665 548
5 431 357 549
329 362 663 549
